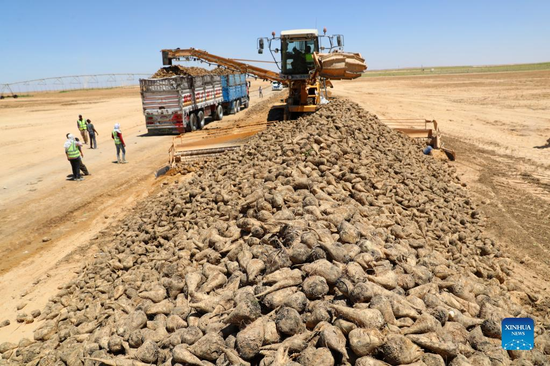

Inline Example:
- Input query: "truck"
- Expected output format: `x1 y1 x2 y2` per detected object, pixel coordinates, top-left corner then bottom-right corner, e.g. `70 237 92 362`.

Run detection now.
139 73 249 134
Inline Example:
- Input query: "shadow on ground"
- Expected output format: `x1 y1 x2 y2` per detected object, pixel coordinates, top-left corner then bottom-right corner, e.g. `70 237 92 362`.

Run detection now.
534 138 550 149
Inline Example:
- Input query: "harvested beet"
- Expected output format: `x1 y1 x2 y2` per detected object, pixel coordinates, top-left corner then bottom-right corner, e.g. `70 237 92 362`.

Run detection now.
349 328 384 356
237 317 266 360
136 340 159 364
302 275 329 299
317 321 349 360
276 307 304 336
172 345 204 365
188 333 225 361
330 304 385 329
380 334 423 365
298 346 335 366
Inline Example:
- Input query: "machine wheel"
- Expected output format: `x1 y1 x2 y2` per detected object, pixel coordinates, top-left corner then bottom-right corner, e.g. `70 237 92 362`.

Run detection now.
189 113 198 131
234 100 241 114
197 110 205 129
214 105 224 121
243 97 249 109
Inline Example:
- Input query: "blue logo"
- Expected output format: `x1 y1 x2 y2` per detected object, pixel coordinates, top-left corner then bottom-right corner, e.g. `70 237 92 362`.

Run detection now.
501 318 534 350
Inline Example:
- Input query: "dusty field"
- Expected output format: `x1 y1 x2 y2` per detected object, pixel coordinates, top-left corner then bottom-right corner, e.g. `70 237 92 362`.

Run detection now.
1 70 549 349
333 70 550 276
0 80 272 341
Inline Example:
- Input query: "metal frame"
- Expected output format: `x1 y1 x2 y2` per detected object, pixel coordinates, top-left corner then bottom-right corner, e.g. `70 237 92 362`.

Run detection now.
379 119 442 149
0 73 151 97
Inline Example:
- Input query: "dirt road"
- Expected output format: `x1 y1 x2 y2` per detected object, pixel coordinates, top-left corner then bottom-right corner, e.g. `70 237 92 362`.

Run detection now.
333 71 550 276
0 81 273 341
0 88 168 272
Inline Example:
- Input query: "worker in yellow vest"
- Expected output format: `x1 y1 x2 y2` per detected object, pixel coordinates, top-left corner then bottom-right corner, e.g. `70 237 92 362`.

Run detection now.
76 115 88 145
305 46 314 68
64 134 91 178
112 123 127 164
64 134 84 181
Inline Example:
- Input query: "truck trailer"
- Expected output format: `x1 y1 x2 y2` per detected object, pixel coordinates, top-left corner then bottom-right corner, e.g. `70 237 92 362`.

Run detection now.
140 73 249 134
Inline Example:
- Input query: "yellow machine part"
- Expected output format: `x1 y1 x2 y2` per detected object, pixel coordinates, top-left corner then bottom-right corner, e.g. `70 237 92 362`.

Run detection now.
288 105 317 113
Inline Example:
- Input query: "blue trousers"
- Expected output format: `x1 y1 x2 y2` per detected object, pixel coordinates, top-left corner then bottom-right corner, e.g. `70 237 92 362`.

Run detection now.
89 133 97 148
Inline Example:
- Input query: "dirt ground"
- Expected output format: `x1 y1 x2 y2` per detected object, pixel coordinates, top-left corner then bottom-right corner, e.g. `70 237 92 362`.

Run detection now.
1 71 549 342
0 80 272 341
333 70 550 280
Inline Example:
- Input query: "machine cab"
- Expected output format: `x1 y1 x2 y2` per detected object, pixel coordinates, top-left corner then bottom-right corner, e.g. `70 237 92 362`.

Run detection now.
280 29 319 76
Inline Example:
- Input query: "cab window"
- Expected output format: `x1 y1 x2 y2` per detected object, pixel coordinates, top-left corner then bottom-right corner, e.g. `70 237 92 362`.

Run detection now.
282 38 317 75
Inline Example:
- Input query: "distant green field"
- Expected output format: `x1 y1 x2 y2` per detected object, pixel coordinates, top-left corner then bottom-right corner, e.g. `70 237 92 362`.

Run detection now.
362 62 550 78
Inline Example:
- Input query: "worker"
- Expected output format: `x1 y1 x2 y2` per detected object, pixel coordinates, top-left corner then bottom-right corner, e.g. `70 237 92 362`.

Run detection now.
86 119 99 149
259 86 263 98
65 134 91 178
64 134 83 181
291 47 306 73
112 123 127 164
76 115 88 145
305 46 314 67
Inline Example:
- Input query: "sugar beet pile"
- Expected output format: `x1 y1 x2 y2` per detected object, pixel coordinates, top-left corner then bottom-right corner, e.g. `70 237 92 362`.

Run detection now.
4 100 550 365
152 65 239 78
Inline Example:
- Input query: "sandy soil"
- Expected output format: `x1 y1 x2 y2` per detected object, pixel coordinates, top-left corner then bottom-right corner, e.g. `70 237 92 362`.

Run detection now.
333 71 550 278
0 80 272 341
2 70 549 342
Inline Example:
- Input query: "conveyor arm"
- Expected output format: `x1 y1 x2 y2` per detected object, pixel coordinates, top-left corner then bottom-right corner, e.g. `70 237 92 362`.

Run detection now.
162 48 284 83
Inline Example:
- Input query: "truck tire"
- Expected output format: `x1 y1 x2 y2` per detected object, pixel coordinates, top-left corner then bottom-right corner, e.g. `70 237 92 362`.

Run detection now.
189 113 198 131
235 100 241 114
197 111 205 129
243 97 249 109
215 105 224 121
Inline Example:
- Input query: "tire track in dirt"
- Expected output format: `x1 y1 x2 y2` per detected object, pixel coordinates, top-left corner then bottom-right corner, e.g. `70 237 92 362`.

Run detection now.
447 137 550 279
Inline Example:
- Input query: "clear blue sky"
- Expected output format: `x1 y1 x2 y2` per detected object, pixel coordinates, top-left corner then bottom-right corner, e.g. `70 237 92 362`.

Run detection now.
1 0 549 83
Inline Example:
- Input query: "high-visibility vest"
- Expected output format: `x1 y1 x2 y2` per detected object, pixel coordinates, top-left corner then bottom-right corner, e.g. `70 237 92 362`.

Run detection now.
112 130 121 145
66 141 81 159
305 53 313 62
77 119 87 130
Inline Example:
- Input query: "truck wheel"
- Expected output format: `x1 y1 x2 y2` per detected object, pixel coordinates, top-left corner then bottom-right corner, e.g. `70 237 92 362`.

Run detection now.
243 97 249 109
215 105 224 121
189 113 198 131
197 111 205 129
235 100 241 113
